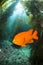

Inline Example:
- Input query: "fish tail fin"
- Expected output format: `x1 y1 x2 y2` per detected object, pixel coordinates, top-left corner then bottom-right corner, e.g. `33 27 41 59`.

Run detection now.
33 30 38 40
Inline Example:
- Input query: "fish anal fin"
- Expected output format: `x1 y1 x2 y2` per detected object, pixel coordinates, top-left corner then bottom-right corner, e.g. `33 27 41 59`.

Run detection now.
22 44 26 47
28 40 34 44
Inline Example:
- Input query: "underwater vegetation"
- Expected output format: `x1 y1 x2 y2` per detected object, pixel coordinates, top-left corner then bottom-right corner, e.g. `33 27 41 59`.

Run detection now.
0 0 43 65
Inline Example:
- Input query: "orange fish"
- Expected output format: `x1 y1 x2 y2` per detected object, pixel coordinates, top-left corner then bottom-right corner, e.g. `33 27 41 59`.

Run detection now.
12 29 38 47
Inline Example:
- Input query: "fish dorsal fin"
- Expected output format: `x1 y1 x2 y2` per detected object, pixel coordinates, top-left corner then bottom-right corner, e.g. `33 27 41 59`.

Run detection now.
27 29 33 35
